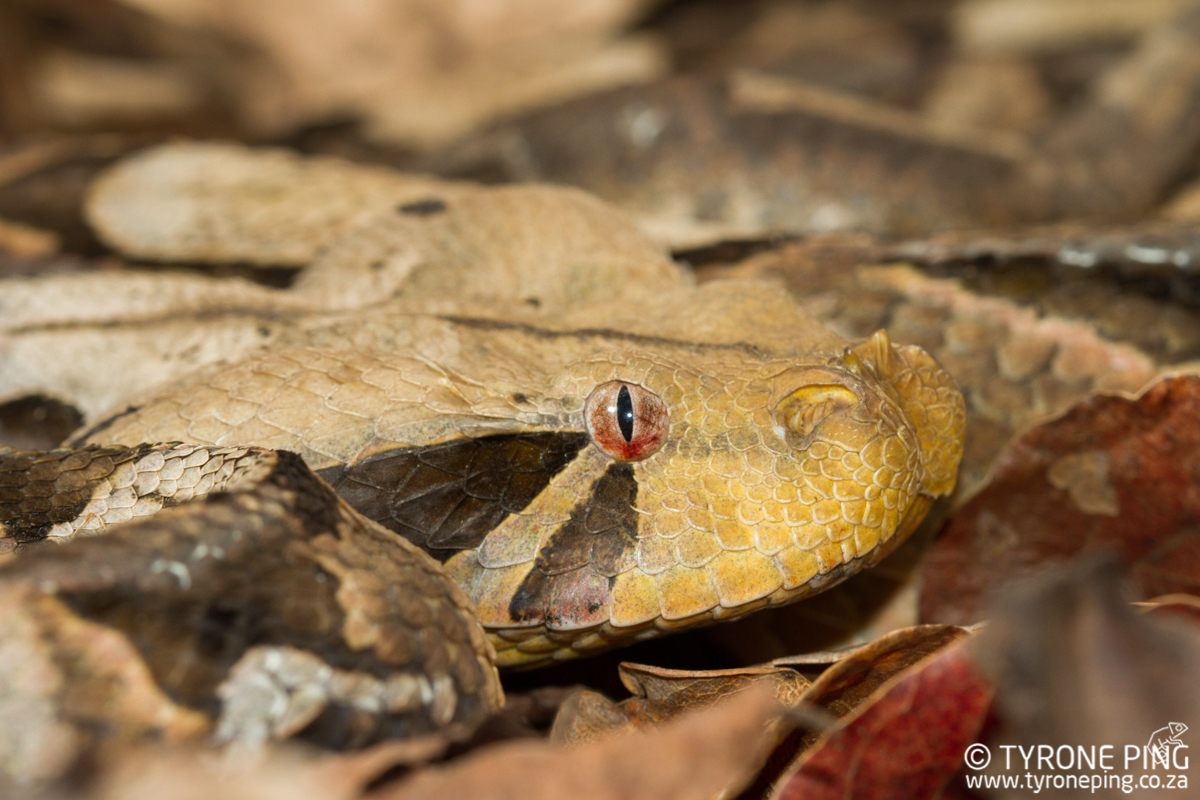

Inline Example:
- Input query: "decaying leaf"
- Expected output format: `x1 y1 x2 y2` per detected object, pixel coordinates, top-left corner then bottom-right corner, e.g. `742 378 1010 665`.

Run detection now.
719 623 975 797
967 556 1200 800
921 375 1200 625
770 639 992 800
371 686 784 800
550 662 809 746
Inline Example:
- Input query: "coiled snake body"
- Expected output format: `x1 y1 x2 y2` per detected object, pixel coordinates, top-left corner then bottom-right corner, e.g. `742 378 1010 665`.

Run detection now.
0 149 966 774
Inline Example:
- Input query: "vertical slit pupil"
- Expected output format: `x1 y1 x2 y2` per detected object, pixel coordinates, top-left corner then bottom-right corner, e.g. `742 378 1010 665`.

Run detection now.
616 385 635 442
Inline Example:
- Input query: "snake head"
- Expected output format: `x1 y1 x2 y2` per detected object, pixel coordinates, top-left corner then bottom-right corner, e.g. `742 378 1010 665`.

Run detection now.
452 328 964 666
76 288 964 669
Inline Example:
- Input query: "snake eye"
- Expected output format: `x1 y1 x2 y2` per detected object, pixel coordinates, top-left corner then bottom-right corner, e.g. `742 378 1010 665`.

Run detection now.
584 381 669 461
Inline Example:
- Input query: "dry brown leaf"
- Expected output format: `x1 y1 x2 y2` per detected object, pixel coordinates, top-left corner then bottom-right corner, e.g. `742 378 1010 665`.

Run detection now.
548 623 970 800
953 0 1193 54
549 690 636 746
922 375 1200 625
1138 593 1200 625
85 142 464 266
0 217 60 258
733 623 974 793
707 3 921 104
550 662 809 746
922 55 1051 135
784 624 972 723
29 49 207 128
372 686 783 800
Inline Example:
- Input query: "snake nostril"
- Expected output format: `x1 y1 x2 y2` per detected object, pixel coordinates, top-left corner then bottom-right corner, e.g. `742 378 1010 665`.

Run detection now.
776 384 860 441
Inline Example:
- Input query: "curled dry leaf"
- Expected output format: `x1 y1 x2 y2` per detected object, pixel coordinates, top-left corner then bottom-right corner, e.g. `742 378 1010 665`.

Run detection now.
967 556 1200 800
770 638 992 800
921 375 1200 625
549 624 970 800
371 686 784 800
781 624 972 723
724 623 974 798
550 662 809 746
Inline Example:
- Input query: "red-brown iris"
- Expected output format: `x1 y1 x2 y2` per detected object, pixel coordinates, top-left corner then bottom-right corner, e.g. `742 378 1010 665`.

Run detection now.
584 381 669 461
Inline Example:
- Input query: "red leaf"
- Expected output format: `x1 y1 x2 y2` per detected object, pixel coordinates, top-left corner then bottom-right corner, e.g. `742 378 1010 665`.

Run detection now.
922 375 1200 624
771 640 992 800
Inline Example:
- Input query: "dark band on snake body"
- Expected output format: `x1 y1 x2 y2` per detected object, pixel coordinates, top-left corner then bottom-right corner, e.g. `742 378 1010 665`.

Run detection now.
319 432 590 561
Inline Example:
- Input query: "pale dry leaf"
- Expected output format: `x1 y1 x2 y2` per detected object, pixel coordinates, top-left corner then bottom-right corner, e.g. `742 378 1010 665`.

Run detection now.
953 0 1193 54
91 738 446 800
85 142 464 266
115 0 666 146
373 686 783 800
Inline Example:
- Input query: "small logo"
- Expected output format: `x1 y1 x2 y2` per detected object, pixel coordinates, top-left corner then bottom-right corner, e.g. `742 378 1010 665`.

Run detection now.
1148 722 1188 764
964 743 992 770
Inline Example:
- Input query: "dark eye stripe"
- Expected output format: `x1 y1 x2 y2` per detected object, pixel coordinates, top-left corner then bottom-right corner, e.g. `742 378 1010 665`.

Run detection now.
318 432 590 560
616 384 634 442
507 461 639 625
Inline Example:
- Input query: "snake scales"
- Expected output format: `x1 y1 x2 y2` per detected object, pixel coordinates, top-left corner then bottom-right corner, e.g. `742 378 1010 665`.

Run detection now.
0 144 965 775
